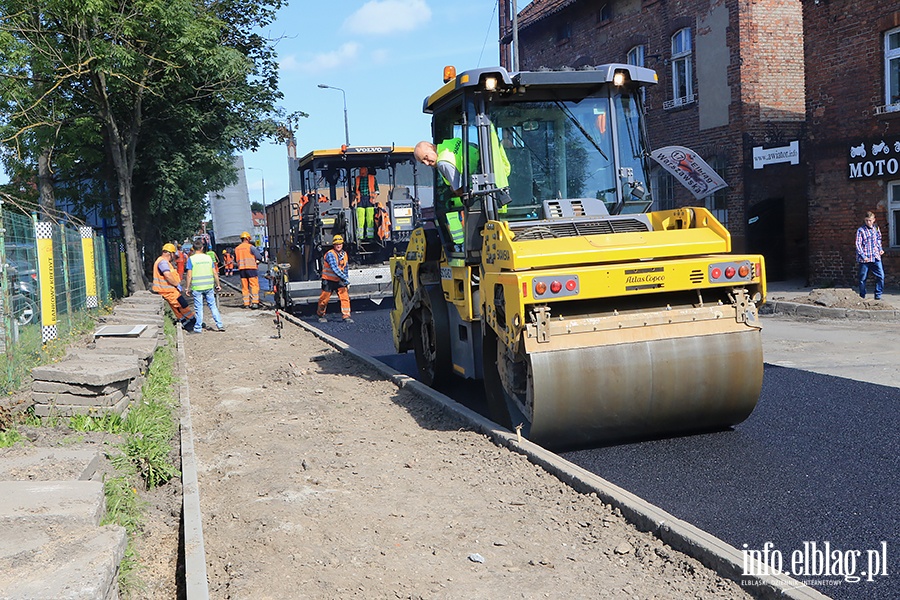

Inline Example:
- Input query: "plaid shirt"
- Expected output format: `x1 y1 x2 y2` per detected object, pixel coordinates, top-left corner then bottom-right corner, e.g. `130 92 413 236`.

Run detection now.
855 224 883 263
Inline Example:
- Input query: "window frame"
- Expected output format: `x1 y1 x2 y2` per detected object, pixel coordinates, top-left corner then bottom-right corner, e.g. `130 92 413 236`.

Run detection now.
704 156 728 225
667 28 695 109
885 26 900 113
597 3 612 25
627 45 647 106
889 180 900 248
653 167 676 211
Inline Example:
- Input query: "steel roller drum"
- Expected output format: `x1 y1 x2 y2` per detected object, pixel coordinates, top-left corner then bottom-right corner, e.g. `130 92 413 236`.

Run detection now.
522 323 763 447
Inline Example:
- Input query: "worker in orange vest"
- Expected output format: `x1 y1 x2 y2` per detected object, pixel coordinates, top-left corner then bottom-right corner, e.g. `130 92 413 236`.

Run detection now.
234 231 263 308
354 167 379 240
316 234 352 323
222 249 235 276
374 202 391 241
174 245 187 279
151 243 196 330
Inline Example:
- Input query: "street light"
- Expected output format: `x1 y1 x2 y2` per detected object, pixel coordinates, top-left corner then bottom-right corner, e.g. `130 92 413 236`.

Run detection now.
247 165 266 253
317 84 350 146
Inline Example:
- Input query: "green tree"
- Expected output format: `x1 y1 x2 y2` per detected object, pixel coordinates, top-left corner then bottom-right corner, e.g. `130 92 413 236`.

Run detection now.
0 0 283 291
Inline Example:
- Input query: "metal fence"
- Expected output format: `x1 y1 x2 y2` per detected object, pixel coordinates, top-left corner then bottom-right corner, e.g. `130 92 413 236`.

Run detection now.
1 209 123 393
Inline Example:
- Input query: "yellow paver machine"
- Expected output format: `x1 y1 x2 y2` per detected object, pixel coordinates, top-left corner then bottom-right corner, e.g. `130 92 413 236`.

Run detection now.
391 65 766 448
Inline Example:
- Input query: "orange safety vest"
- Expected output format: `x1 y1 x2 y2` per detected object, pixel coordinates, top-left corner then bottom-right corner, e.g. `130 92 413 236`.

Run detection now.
354 174 377 207
151 256 180 293
375 202 391 241
321 249 348 283
234 241 257 271
223 251 234 267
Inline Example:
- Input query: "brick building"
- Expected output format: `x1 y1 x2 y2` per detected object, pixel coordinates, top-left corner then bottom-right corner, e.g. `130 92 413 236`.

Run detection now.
803 1 899 288
499 0 896 286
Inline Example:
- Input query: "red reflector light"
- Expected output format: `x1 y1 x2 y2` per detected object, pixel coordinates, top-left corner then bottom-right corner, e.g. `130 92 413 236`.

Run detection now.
725 266 736 279
535 281 547 295
550 280 562 294
522 282 528 297
738 265 750 277
755 262 761 276
565 279 577 291
711 267 721 279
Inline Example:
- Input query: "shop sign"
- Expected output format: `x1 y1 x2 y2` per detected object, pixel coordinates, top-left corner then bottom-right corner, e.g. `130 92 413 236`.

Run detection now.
753 141 799 169
847 136 900 180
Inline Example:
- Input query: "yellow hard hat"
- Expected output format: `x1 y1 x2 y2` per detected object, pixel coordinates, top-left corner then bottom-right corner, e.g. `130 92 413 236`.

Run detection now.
240 231 252 240
162 243 177 253
332 235 344 244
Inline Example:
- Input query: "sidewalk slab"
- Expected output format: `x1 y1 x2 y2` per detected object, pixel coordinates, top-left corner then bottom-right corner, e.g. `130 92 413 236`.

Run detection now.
0 523 126 600
33 393 130 418
32 379 129 397
0 448 102 481
32 357 140 387
0 481 105 526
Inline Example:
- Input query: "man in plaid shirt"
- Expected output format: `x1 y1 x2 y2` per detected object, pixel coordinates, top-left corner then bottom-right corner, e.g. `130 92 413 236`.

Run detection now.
855 211 885 299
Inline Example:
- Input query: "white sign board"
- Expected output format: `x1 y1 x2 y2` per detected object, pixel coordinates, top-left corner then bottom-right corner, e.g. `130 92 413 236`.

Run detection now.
753 140 799 169
650 146 728 200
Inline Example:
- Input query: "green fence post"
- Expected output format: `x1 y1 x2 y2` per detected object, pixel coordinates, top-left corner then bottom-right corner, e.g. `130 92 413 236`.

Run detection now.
58 223 73 330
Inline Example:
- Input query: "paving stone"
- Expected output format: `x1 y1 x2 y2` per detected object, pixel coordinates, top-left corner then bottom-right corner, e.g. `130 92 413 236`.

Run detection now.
33 394 131 418
31 357 140 386
92 337 159 362
31 379 129 397
0 481 105 526
0 448 102 481
32 389 125 408
0 523 126 600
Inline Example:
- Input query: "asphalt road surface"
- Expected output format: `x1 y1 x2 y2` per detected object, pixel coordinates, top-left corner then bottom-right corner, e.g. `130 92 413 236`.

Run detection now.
301 304 898 600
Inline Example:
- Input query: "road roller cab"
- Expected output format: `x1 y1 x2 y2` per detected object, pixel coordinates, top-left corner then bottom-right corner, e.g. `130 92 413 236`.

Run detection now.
391 65 767 448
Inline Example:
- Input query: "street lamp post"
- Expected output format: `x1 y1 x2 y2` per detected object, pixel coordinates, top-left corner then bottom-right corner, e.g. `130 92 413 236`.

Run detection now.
317 84 350 146
247 166 266 253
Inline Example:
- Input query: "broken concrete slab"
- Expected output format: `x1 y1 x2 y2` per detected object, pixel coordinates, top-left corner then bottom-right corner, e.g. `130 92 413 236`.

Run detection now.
0 523 126 600
31 357 141 387
0 448 103 481
32 389 125 408
91 337 159 362
33 393 131 418
32 379 129 397
0 481 105 526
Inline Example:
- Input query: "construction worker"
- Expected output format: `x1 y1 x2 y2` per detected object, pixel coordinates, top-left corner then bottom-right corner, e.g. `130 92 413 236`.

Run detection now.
374 201 391 241
235 231 263 308
151 243 196 330
414 129 510 248
184 238 224 333
316 234 352 323
223 248 235 276
174 245 187 279
354 167 379 240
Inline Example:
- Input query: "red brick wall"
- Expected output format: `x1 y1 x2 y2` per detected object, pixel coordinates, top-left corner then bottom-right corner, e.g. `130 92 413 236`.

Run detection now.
804 1 900 287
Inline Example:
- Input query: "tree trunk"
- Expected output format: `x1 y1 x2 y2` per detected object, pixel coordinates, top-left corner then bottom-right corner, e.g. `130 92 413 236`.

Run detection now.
37 149 55 216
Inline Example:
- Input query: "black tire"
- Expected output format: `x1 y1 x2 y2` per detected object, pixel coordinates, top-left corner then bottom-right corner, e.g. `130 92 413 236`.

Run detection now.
481 327 530 434
412 285 452 388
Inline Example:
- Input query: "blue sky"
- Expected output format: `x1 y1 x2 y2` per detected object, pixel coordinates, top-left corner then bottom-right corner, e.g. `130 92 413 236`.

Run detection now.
243 0 519 205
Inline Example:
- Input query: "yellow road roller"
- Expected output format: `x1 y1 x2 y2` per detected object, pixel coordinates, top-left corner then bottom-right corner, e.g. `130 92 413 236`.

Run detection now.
391 65 766 448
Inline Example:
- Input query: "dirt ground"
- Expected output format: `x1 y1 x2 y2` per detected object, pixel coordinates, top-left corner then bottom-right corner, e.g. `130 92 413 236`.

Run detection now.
771 287 892 309
179 300 753 600
5 295 758 599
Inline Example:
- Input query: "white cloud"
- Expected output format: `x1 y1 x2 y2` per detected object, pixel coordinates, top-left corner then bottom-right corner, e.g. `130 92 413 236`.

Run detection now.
282 42 361 74
343 0 431 36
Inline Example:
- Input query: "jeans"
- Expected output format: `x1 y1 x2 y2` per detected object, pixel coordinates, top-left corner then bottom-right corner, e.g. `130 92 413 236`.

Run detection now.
192 288 223 332
858 260 884 299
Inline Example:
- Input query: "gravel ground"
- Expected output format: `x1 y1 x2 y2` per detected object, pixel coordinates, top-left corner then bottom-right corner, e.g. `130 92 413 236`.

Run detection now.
180 302 752 600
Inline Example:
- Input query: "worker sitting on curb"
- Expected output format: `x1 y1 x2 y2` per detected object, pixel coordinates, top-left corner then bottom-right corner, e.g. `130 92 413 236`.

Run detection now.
317 234 353 323
151 243 197 330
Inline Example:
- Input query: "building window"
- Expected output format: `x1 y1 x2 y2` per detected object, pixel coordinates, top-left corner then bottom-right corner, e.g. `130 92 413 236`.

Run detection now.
556 23 571 44
598 4 611 24
666 28 695 110
890 181 900 247
884 27 900 113
653 168 675 211
704 156 728 224
627 45 646 106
